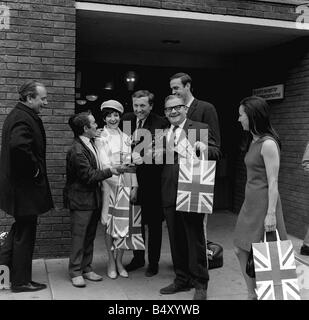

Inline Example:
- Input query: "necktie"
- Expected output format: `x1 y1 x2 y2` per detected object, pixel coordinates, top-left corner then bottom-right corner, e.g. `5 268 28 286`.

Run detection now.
133 120 143 144
172 125 179 146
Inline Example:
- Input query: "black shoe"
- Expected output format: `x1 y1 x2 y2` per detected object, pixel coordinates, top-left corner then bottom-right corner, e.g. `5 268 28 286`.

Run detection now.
160 283 192 295
193 288 207 300
300 244 309 256
11 283 46 293
30 281 47 290
145 264 158 277
125 258 145 272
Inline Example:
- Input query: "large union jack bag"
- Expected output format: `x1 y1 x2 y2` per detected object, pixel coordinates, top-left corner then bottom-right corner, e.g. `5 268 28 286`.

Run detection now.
113 204 145 250
253 233 301 300
106 174 131 239
176 158 216 214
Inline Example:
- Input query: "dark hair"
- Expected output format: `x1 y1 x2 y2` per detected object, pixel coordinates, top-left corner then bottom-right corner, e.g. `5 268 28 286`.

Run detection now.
101 107 121 121
170 72 192 87
240 95 281 150
18 80 45 102
68 111 92 137
132 90 154 106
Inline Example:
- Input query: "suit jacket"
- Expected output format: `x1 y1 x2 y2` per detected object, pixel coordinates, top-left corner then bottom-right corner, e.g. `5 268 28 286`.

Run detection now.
63 137 112 211
187 98 221 160
0 102 53 217
161 119 213 208
121 111 169 223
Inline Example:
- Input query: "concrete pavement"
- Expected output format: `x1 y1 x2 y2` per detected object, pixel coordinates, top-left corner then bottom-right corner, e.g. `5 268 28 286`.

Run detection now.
1 210 308 300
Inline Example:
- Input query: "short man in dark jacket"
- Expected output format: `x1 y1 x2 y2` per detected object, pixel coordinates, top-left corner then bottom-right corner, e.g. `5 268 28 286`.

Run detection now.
64 112 121 288
0 80 53 293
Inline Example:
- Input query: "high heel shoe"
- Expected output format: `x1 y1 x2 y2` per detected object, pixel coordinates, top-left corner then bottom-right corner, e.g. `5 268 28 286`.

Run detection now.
117 263 128 278
107 263 117 279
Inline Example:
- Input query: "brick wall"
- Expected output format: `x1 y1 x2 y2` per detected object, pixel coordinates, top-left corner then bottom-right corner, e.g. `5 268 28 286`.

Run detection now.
78 0 299 22
0 0 75 257
233 37 309 240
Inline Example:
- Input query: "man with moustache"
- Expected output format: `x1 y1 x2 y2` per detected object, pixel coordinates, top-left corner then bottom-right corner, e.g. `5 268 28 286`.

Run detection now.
0 80 53 292
159 95 216 300
121 90 168 277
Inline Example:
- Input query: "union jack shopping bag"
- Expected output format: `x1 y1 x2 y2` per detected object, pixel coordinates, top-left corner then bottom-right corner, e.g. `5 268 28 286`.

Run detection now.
295 254 309 300
252 231 301 300
107 174 145 251
113 204 145 250
106 174 131 240
176 156 216 214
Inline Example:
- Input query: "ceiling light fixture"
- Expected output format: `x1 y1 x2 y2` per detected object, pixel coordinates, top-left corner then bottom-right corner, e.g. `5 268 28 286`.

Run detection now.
76 99 87 105
86 94 98 102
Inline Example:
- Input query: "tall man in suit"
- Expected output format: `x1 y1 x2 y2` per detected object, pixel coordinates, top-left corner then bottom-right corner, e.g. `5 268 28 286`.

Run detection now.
170 72 221 160
159 95 216 300
0 80 53 293
122 90 169 277
64 112 122 288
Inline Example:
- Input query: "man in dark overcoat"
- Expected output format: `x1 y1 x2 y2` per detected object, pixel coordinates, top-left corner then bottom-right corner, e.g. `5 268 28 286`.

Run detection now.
0 80 53 292
64 112 121 288
121 90 169 277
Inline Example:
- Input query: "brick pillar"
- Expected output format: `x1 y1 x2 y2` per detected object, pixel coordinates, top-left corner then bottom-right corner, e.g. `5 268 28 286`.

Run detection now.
0 0 76 257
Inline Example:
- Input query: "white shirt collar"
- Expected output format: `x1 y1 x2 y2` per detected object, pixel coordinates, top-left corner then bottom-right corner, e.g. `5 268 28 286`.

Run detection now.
136 117 147 128
79 135 90 145
186 96 194 108
171 118 186 131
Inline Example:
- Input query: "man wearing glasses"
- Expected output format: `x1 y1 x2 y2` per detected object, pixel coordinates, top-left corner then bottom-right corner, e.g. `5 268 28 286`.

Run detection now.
159 95 216 300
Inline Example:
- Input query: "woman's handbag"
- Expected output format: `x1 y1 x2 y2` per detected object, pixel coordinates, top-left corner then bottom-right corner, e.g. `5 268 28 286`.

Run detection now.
246 247 255 278
207 241 223 269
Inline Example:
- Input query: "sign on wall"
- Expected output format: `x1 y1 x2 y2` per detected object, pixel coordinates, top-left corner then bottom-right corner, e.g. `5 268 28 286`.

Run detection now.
252 84 284 101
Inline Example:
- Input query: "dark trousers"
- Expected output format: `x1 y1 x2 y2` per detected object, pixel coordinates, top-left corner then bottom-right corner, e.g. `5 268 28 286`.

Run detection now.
68 209 100 278
163 207 208 289
0 215 37 286
133 216 163 266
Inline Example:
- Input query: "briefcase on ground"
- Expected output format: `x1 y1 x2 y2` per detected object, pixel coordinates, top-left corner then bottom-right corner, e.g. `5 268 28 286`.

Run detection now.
207 241 223 270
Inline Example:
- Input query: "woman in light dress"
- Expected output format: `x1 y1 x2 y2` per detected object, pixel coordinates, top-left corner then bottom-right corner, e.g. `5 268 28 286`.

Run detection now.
95 100 138 279
234 96 287 300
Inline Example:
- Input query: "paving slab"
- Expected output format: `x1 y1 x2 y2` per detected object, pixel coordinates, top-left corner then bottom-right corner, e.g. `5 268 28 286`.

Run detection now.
0 259 51 300
1 210 308 300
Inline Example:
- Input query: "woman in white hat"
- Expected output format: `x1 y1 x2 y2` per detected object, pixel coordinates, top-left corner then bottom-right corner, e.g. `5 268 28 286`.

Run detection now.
95 100 138 279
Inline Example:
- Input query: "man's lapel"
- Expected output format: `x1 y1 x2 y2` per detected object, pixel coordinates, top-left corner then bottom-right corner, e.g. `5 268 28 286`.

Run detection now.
77 137 97 168
131 114 137 132
142 112 152 130
187 98 198 119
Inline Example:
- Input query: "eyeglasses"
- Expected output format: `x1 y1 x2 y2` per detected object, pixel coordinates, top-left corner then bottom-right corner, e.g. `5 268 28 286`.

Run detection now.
164 105 186 114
